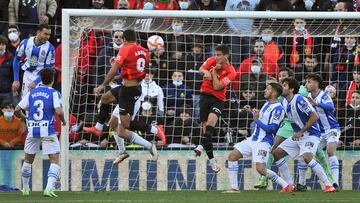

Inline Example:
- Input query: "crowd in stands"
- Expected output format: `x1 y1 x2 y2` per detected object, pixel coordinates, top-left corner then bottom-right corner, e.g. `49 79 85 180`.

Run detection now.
0 0 359 150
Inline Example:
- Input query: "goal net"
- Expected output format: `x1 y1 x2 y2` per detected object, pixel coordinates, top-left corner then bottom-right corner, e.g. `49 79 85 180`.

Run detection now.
60 10 360 191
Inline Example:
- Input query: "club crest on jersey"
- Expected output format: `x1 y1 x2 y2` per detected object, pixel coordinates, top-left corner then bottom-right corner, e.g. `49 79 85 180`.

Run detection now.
258 150 267 157
305 142 314 148
41 50 46 56
30 56 38 66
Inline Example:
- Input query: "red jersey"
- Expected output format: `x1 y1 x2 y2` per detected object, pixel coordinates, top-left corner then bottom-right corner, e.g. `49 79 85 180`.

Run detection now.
200 56 236 101
114 43 149 81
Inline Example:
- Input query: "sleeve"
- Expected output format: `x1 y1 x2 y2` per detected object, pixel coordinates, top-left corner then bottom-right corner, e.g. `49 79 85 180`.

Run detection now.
220 66 237 87
18 92 30 110
114 47 127 66
44 46 55 68
201 57 216 70
255 106 285 134
53 91 63 109
157 86 165 112
298 96 315 116
317 94 335 110
46 0 58 17
13 39 26 81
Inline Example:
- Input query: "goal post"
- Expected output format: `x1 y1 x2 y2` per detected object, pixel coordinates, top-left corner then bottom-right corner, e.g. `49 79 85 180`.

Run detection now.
61 9 360 191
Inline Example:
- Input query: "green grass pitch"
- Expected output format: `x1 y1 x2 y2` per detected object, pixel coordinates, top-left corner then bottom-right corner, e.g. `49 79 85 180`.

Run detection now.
1 191 360 203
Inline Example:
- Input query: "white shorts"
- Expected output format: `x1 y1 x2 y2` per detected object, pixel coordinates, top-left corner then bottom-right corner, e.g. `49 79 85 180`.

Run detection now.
24 135 60 155
21 71 39 98
278 135 320 159
234 139 271 163
318 129 340 150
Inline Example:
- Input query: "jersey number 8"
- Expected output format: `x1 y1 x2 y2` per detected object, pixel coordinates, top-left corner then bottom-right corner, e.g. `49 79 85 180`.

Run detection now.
136 58 145 72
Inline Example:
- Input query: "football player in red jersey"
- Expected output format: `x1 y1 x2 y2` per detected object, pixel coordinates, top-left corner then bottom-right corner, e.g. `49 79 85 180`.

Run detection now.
194 45 236 173
90 30 166 160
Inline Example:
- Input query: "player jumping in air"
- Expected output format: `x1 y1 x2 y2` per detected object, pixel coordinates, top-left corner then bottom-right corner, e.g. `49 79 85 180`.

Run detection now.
272 78 336 193
15 68 66 197
93 30 165 160
194 45 236 173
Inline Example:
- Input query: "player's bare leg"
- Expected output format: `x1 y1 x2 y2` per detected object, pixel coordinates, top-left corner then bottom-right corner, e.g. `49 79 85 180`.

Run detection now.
83 90 117 136
255 136 286 189
109 115 129 164
118 114 157 160
21 153 35 196
199 113 219 173
44 154 60 197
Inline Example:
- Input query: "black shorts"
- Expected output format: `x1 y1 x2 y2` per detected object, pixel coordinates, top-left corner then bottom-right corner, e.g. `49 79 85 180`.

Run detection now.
114 85 142 116
199 93 224 122
110 86 121 104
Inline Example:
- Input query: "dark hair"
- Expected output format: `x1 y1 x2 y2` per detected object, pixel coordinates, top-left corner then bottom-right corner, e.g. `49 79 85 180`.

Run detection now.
0 35 8 45
279 67 294 77
282 77 300 94
40 68 55 85
268 82 283 97
306 73 323 88
1 102 13 109
353 65 360 73
123 29 136 42
353 90 360 95
215 44 230 56
8 25 20 32
37 24 51 32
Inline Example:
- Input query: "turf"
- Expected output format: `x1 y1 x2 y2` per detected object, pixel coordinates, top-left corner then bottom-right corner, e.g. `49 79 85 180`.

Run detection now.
1 191 359 203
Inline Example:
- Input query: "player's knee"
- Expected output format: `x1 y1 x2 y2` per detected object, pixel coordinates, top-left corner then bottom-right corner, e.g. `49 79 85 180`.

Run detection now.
302 153 313 164
272 149 281 161
48 154 60 164
228 150 241 161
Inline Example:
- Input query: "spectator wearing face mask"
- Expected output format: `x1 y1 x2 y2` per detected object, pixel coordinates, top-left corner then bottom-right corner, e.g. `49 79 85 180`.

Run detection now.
0 36 16 106
7 25 22 56
255 0 292 11
162 71 193 117
116 0 130 9
91 0 107 9
330 36 357 90
139 70 165 116
0 102 24 148
139 0 179 10
291 0 332 11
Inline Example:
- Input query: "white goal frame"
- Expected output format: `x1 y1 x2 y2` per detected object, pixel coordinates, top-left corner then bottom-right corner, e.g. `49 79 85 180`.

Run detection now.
61 9 360 191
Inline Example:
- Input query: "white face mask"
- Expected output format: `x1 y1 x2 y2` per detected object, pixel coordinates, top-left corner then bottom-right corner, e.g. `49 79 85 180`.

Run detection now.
8 32 19 42
179 1 189 10
3 111 14 119
173 80 183 86
69 39 80 47
145 79 153 84
295 25 305 32
0 49 5 56
113 42 122 50
262 36 272 43
172 24 183 33
112 23 124 31
142 102 152 110
251 65 261 74
350 103 360 109
304 0 314 11
346 43 355 50
143 2 154 10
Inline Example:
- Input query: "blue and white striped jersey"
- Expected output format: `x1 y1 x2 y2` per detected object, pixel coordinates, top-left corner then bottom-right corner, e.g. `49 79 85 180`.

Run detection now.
251 101 285 146
282 94 321 137
18 86 62 138
14 37 55 80
308 90 340 134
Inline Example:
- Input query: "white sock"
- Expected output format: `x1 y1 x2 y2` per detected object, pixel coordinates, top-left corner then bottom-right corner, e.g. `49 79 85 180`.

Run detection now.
46 163 60 190
298 159 308 186
209 158 217 166
150 126 157 134
227 161 239 190
308 159 331 185
21 162 32 189
329 156 339 185
275 158 293 185
95 122 104 131
113 131 126 154
130 131 152 150
266 169 288 188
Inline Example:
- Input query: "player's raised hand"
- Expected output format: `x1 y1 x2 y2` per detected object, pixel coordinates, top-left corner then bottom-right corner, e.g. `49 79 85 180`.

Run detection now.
203 70 212 80
252 109 259 120
28 82 36 91
292 131 302 141
305 96 317 106
94 85 105 96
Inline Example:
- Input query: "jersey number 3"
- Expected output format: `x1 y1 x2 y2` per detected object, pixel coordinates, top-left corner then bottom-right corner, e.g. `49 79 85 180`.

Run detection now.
34 100 44 120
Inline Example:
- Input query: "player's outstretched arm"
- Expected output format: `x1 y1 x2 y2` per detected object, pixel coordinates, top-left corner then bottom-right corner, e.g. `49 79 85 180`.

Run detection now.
94 62 120 95
293 111 319 140
55 107 66 126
